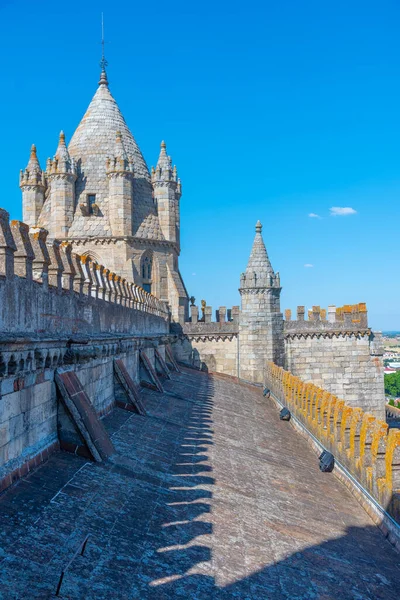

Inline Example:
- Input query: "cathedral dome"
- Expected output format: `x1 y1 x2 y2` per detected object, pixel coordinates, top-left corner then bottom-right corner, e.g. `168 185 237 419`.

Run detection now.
67 73 164 240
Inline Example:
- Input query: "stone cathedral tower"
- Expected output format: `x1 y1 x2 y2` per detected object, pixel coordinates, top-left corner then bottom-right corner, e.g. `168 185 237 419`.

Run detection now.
19 65 188 321
238 221 284 383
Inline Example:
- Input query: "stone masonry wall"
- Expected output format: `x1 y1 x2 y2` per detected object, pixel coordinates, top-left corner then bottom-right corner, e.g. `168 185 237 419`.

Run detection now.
239 289 284 384
171 302 239 376
284 304 385 420
173 335 238 376
0 208 169 337
0 335 164 493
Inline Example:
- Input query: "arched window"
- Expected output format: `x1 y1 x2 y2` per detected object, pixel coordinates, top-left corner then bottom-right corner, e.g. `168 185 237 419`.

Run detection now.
141 254 153 293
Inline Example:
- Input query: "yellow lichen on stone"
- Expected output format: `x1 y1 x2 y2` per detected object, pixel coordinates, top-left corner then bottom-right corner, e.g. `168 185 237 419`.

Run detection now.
356 413 376 470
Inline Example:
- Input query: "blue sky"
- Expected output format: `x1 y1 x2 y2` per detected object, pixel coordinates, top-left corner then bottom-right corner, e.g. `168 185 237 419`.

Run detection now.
1 0 400 330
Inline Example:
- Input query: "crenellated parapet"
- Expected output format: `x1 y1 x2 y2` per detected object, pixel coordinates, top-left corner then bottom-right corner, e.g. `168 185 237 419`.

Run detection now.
171 301 240 341
284 303 369 337
265 363 400 530
170 302 240 375
0 207 169 335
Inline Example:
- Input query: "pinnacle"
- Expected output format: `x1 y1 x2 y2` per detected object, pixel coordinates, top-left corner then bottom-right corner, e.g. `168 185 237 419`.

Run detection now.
114 130 128 160
156 140 172 172
26 143 41 173
55 130 70 162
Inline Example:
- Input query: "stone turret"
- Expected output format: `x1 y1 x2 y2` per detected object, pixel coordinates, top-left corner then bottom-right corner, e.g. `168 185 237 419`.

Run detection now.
47 132 77 239
151 141 181 247
106 131 134 236
20 145 46 226
238 220 284 383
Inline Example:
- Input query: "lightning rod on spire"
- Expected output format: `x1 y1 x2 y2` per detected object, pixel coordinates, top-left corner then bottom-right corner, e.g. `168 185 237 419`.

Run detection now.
100 12 108 72
99 12 109 86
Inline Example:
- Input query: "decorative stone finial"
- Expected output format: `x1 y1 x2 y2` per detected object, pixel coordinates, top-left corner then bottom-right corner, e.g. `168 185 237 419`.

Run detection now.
161 140 166 149
99 69 108 86
255 220 262 233
59 131 65 143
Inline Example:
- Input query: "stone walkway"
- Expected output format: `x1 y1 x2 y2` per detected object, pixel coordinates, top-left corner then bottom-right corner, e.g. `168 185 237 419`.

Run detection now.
0 368 399 599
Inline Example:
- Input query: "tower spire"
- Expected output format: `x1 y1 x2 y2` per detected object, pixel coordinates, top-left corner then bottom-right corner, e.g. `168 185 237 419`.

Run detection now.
99 12 108 86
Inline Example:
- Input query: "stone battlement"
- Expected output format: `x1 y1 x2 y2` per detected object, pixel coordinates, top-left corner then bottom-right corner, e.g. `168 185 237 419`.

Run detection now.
170 303 240 376
172 303 240 337
0 207 169 336
284 303 369 335
265 363 400 532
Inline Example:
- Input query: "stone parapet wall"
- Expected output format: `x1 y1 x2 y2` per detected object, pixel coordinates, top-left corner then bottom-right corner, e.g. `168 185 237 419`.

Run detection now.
0 207 169 336
284 303 368 331
0 204 171 494
171 335 238 376
386 403 400 424
170 302 239 375
284 331 384 420
265 363 400 532
176 302 240 327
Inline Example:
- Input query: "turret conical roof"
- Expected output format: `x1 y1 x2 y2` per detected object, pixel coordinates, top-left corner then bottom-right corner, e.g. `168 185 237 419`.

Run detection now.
25 144 41 175
245 220 274 277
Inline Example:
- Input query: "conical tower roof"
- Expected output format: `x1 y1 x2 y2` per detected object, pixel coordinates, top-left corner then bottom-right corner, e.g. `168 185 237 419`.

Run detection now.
65 74 164 240
245 220 274 277
156 140 172 171
55 131 72 162
25 144 42 175
68 82 148 179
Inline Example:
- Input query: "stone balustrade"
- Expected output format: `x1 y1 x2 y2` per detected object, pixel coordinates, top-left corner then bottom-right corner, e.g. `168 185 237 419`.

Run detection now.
265 362 400 527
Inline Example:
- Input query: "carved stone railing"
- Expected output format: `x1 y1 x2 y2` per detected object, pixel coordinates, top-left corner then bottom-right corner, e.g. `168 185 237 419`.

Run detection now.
265 363 400 529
